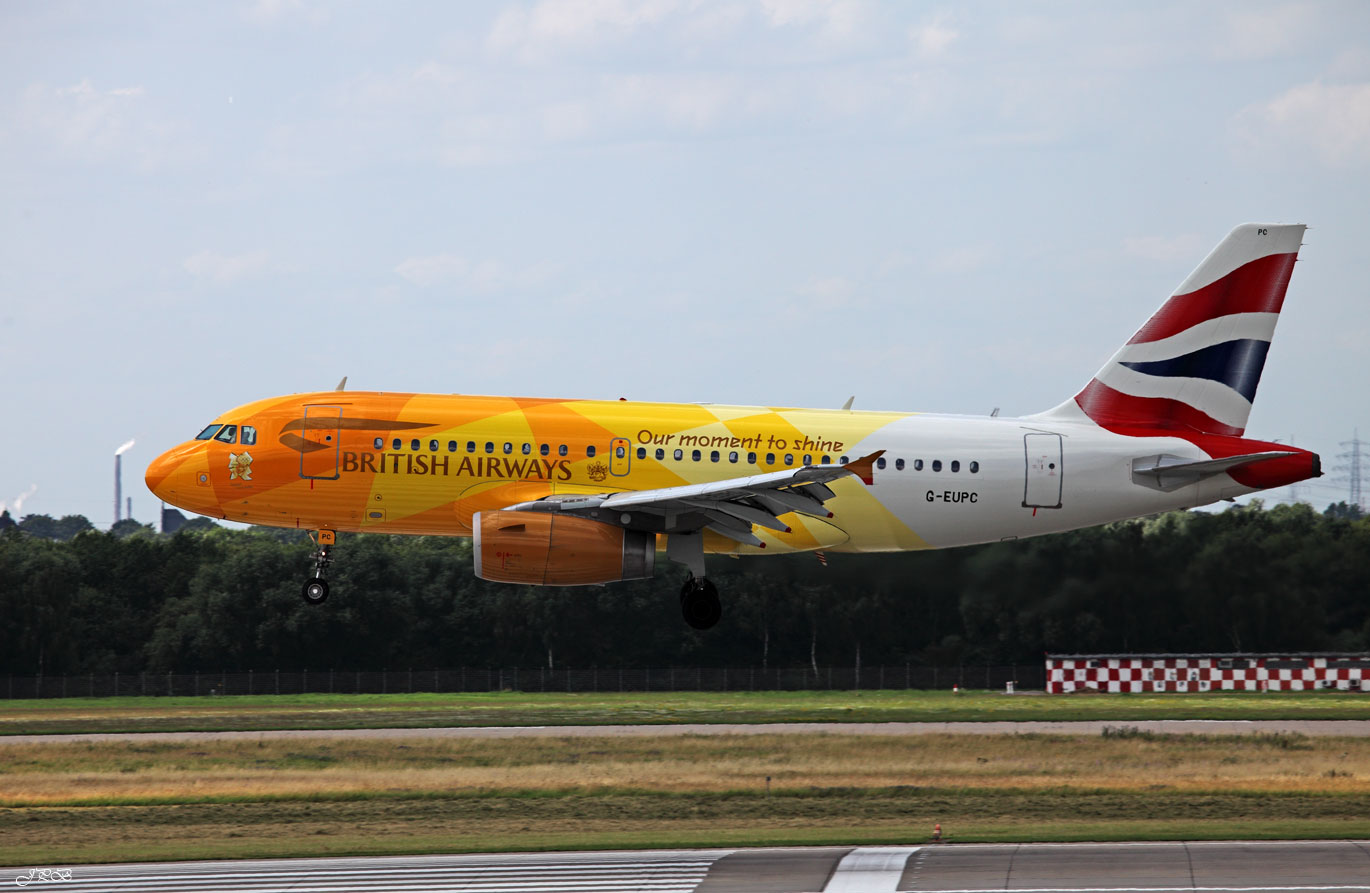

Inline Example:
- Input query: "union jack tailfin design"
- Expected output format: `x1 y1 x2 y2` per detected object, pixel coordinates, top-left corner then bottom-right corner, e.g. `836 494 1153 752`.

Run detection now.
1051 223 1305 436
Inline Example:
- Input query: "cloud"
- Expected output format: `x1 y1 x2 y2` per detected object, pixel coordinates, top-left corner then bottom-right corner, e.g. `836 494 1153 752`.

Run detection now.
932 246 992 274
488 0 682 61
910 14 957 57
17 80 186 169
1122 233 1206 263
243 0 329 26
1217 4 1314 61
1234 80 1370 167
758 0 867 40
796 275 857 306
393 253 555 291
182 250 272 283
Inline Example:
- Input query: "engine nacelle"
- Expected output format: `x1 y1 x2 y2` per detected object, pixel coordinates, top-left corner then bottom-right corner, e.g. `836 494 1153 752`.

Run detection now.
473 510 656 586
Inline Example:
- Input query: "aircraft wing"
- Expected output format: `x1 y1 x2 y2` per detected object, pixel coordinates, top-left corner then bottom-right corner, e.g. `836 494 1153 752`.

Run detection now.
504 451 884 546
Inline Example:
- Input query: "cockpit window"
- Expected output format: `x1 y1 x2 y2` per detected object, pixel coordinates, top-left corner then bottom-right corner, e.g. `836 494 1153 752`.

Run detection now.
195 425 222 441
240 426 257 446
214 425 238 444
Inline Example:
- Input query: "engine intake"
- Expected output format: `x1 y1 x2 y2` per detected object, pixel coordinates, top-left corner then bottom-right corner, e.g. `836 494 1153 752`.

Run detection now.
473 510 655 586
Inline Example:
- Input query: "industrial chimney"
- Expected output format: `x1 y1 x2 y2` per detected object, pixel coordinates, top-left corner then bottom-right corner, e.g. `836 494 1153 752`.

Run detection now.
114 440 135 527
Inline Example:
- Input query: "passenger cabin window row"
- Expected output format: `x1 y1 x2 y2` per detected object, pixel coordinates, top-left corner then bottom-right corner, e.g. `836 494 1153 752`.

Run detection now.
373 437 579 458
195 424 257 446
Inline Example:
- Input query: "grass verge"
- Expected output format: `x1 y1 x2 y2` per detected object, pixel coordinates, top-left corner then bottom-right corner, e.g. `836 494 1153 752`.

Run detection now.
2 731 1369 864
3 689 1370 735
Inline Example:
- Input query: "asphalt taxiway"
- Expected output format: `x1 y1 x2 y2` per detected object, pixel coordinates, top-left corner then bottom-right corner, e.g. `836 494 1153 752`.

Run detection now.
9 841 1369 892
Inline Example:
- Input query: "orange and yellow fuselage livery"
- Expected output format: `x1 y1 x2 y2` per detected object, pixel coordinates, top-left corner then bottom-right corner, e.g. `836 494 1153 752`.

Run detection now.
147 225 1322 629
146 392 906 552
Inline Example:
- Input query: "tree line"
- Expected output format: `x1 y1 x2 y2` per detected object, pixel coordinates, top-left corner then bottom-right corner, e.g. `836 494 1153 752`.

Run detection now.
0 502 1366 677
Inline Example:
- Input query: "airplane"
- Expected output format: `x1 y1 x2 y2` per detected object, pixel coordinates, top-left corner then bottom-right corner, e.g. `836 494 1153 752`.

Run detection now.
146 223 1320 630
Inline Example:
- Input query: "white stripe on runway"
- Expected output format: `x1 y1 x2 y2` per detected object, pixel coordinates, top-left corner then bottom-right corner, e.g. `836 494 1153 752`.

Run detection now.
34 852 728 893
821 846 919 892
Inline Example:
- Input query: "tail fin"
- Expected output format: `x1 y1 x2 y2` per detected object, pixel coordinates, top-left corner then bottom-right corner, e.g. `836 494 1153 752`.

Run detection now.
1039 223 1306 436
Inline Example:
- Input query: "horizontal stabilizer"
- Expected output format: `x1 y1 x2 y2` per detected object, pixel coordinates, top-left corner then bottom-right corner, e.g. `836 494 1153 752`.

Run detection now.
1131 451 1296 492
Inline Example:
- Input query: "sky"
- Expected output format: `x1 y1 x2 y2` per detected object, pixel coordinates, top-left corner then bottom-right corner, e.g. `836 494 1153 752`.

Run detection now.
2 0 1368 527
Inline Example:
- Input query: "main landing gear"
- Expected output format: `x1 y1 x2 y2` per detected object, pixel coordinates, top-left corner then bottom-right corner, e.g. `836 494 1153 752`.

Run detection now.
680 575 721 630
301 529 335 605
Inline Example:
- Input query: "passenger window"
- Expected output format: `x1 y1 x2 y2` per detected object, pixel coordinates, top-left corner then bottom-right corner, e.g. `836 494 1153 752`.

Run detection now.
558 444 568 457
195 425 222 441
970 460 980 473
411 439 420 451
522 443 531 455
914 459 924 471
215 425 237 444
729 451 738 463
655 448 665 460
393 438 403 451
485 442 494 454
587 445 596 458
839 456 848 465
820 455 831 465
932 460 942 472
467 441 476 453
374 437 384 450
692 450 701 462
240 426 257 446
448 441 457 452
540 444 550 456
951 460 960 472
503 442 513 454
747 451 756 464
710 450 720 463
784 454 794 466
429 439 439 452
876 457 887 470
766 453 776 465
674 449 683 461
637 447 646 459
803 455 812 466
895 458 905 471
616 446 626 459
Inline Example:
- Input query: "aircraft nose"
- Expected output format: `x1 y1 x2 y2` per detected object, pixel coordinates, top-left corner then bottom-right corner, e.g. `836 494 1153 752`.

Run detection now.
145 444 198 498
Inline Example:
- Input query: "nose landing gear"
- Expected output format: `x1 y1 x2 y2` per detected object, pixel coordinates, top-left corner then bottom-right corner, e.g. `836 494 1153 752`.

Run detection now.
301 529 335 605
680 575 721 630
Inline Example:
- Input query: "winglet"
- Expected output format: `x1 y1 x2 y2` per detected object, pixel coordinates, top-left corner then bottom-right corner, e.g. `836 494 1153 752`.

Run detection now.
335 376 348 392
844 450 885 485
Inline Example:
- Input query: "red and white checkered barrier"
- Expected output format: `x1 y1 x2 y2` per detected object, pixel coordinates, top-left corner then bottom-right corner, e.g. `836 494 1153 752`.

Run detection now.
1046 655 1370 694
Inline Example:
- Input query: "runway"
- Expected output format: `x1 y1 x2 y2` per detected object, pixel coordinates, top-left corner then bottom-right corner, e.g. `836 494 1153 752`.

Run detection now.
4 719 1369 746
8 841 1369 892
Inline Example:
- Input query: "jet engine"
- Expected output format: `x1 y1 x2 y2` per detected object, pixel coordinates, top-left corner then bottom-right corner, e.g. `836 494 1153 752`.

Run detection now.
473 510 655 586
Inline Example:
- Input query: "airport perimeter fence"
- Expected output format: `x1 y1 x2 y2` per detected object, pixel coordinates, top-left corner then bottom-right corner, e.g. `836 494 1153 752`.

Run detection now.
2 664 1043 700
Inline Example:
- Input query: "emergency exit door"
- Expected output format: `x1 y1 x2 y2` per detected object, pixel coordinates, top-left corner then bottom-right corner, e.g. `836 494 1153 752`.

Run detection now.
610 437 631 476
1023 432 1063 509
299 404 343 480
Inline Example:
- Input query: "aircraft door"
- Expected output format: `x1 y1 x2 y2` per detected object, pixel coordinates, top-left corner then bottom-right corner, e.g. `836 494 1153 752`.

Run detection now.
610 437 631 476
300 404 343 480
1022 433 1063 509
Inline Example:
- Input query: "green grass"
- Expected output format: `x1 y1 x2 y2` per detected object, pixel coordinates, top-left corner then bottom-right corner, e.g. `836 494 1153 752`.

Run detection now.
3 689 1370 735
4 789 1370 865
